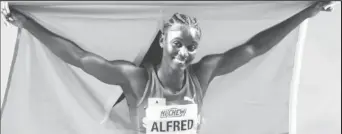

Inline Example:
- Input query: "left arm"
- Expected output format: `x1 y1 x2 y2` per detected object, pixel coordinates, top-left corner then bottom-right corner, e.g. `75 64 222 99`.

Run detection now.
192 2 330 89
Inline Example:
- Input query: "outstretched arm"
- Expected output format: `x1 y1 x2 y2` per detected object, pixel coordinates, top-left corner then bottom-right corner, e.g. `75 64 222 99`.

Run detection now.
23 17 88 68
193 2 332 88
6 9 140 86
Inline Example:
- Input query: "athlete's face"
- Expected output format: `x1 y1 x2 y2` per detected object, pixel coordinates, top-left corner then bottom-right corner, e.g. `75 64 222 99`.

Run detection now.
160 24 201 70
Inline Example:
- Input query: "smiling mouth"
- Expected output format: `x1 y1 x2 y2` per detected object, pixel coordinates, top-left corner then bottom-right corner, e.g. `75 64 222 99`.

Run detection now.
173 57 186 64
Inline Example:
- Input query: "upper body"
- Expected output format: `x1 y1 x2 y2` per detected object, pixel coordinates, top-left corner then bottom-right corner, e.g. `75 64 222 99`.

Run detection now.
130 64 205 133
4 1 333 133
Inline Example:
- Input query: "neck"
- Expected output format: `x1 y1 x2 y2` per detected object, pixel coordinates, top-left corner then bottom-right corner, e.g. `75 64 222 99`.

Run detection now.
157 60 185 90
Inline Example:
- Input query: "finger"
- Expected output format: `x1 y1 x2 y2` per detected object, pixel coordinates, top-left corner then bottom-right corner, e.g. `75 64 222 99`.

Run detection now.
1 6 9 17
1 1 10 15
1 2 12 22
1 9 7 17
323 1 340 10
323 6 334 12
5 15 14 22
4 12 14 21
2 15 14 27
1 13 8 26
1 8 8 16
2 10 10 21
0 3 14 27
4 2 10 14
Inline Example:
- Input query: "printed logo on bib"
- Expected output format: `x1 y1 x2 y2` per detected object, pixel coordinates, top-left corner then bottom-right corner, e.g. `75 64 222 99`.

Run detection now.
144 98 199 134
160 108 186 118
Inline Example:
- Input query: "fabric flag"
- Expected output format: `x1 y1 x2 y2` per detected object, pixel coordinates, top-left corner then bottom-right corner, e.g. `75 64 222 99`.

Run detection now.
1 2 312 134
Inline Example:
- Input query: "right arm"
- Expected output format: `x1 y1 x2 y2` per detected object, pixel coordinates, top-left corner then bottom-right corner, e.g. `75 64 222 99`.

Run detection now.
10 10 140 86
23 17 88 68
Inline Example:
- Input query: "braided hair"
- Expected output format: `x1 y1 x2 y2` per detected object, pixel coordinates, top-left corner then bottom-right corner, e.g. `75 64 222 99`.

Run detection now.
162 13 202 39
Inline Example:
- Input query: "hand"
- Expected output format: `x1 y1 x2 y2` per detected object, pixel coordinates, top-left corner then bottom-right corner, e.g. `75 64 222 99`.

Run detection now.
1 7 28 28
306 1 338 18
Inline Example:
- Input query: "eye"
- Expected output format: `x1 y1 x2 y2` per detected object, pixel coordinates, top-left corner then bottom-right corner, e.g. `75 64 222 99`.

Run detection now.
187 45 197 52
173 41 182 48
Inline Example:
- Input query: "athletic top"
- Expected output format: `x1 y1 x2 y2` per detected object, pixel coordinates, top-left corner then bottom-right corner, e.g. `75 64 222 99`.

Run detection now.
128 64 205 134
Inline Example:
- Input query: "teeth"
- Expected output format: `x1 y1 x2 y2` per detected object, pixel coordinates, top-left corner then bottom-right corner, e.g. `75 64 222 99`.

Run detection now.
174 58 185 64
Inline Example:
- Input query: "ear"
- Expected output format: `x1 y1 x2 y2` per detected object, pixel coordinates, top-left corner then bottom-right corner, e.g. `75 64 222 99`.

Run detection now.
159 34 165 48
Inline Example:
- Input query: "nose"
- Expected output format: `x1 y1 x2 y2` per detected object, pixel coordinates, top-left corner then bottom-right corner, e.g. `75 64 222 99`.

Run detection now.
178 47 189 60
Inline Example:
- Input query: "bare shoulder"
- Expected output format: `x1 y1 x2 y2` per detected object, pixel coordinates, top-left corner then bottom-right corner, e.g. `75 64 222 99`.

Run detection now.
192 54 222 76
81 54 148 101
190 54 223 89
108 60 149 100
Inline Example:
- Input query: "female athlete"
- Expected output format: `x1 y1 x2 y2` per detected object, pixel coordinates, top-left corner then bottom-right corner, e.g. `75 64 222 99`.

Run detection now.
4 1 334 134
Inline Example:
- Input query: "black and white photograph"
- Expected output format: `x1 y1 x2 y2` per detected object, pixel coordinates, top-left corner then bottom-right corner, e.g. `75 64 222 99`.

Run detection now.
1 1 340 134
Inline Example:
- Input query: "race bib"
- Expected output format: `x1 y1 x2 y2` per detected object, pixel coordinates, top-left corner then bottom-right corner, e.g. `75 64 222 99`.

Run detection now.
144 98 199 134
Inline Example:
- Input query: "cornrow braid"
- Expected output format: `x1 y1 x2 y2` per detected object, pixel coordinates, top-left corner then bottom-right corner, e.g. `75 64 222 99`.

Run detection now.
162 13 202 39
